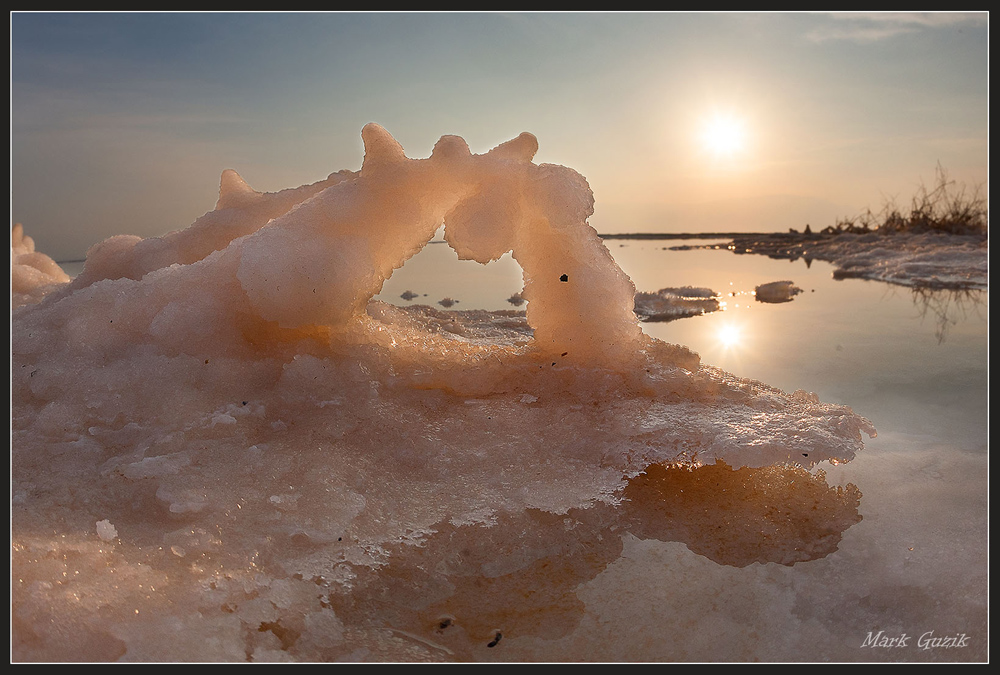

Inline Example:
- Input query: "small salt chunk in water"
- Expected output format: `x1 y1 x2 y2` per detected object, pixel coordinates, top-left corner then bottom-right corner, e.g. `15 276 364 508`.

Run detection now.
95 519 118 541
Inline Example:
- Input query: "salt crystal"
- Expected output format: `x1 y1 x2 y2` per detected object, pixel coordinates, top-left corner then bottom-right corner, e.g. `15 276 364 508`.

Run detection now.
754 280 803 304
95 519 117 541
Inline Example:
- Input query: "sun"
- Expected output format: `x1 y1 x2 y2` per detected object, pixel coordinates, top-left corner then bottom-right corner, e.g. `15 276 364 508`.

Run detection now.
700 114 747 158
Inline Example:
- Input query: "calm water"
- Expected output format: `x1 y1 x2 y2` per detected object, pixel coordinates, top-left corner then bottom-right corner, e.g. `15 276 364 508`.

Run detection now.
375 234 988 661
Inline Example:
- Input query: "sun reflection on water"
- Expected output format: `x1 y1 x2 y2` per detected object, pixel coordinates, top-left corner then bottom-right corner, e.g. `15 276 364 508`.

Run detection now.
716 322 743 348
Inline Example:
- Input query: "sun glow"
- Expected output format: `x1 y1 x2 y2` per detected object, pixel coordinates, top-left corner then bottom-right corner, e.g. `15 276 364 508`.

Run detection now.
700 114 747 158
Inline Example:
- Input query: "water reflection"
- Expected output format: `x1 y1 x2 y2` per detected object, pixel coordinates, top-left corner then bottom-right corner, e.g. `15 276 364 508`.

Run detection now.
330 461 862 660
906 286 988 344
715 321 744 348
623 463 861 568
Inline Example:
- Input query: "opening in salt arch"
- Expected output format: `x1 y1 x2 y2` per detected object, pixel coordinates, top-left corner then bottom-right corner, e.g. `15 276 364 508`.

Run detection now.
375 226 526 311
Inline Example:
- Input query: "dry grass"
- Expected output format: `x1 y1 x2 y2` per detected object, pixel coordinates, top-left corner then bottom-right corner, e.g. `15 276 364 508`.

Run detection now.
822 164 987 236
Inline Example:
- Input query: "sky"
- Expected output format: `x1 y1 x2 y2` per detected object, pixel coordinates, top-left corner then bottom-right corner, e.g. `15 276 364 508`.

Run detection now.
10 11 989 262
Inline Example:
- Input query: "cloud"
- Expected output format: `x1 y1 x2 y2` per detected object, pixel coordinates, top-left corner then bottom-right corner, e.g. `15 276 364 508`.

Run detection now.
806 12 987 43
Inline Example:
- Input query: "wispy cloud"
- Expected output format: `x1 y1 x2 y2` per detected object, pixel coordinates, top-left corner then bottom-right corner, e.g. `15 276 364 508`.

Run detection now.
806 12 987 43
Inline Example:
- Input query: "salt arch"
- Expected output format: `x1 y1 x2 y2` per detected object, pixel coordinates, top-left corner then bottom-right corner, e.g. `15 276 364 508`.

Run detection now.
65 124 641 366
230 123 643 365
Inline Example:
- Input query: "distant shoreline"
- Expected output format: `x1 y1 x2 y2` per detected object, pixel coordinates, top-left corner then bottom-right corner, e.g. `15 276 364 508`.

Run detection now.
597 232 761 240
56 233 759 263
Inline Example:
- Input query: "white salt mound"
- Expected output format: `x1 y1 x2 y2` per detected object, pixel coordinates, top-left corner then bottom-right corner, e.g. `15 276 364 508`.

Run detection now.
11 125 874 662
11 222 71 308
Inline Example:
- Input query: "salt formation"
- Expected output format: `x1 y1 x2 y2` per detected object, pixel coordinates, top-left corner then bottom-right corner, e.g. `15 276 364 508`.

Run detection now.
11 125 875 662
11 222 70 308
70 168 356 290
633 286 720 321
754 280 802 304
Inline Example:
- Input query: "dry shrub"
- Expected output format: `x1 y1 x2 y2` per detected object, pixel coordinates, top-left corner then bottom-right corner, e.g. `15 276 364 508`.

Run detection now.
824 164 987 236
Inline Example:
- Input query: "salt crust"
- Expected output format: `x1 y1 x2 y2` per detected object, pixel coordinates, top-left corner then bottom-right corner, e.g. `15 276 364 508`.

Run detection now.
725 231 988 290
11 125 875 661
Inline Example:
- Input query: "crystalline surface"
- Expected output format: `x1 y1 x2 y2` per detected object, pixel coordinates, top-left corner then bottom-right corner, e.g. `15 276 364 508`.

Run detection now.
11 126 876 662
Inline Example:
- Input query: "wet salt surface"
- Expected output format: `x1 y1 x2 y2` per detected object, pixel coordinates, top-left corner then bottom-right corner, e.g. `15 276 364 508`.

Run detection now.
11 130 986 661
